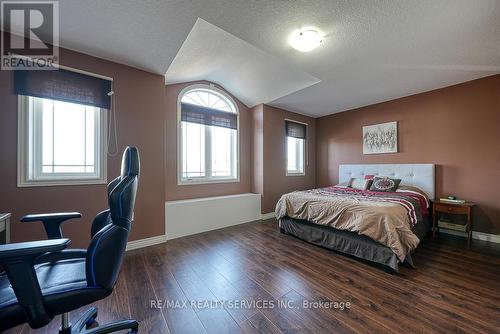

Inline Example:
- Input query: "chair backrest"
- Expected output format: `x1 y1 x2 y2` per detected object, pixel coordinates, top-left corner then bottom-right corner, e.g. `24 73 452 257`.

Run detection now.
85 147 140 289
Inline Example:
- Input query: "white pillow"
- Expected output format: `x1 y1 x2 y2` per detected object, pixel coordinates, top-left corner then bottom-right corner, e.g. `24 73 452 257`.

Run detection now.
348 178 371 190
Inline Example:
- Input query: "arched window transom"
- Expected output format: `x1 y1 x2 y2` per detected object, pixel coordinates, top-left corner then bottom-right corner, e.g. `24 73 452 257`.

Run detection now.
181 89 235 113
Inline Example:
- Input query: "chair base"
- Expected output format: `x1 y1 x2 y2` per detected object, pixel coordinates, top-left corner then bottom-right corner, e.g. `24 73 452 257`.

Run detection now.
59 307 138 334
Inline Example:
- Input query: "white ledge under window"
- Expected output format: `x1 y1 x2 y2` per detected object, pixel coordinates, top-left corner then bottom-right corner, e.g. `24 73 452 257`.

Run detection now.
286 171 306 177
178 176 240 186
18 178 108 187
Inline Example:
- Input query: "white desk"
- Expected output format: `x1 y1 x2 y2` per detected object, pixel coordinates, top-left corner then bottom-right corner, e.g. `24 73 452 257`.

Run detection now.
0 213 11 244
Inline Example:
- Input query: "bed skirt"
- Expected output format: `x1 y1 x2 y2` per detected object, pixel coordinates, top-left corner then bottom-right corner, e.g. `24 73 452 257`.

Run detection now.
279 216 429 272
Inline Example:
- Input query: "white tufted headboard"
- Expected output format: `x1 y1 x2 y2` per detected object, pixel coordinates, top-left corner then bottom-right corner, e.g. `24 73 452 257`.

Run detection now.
339 164 435 199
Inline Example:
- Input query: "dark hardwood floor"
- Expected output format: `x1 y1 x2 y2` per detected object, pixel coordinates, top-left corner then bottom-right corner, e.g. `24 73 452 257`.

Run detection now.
7 220 500 334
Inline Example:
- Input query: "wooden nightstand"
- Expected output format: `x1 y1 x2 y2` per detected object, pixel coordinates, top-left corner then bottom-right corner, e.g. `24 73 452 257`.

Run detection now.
432 200 475 247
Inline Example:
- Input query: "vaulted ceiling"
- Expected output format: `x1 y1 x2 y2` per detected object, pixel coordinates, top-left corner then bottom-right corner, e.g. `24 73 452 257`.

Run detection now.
21 0 500 116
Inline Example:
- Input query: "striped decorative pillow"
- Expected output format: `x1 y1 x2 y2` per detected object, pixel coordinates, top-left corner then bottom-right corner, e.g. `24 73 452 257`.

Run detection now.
348 178 371 190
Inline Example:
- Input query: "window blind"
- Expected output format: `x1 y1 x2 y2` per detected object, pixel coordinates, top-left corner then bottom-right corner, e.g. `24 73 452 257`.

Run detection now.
181 102 237 130
285 120 307 139
14 68 112 109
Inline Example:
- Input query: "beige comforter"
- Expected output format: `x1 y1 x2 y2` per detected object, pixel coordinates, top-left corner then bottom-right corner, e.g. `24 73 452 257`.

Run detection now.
275 188 421 261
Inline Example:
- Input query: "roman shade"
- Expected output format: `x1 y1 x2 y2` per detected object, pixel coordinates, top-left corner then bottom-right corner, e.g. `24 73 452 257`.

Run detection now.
285 120 307 139
181 102 237 130
14 68 112 109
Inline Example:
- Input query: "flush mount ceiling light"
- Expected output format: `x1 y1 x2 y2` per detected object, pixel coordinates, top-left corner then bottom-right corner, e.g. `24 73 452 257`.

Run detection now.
289 28 323 52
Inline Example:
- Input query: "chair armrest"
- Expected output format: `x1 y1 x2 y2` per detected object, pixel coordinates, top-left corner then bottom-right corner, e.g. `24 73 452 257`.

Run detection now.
0 239 70 328
0 239 70 260
21 212 82 239
20 212 82 222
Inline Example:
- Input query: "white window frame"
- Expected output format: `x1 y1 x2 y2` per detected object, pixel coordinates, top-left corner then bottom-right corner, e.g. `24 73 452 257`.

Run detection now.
177 84 240 185
17 95 108 187
285 119 307 177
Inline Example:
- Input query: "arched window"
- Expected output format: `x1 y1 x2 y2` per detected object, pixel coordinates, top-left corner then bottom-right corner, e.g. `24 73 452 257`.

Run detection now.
178 84 239 184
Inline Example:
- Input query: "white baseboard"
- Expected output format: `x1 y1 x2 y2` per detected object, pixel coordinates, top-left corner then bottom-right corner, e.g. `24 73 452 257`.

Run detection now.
126 234 167 251
439 229 500 244
261 212 276 220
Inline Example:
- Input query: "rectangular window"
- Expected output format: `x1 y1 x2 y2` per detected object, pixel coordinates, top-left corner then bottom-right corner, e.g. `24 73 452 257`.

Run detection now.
180 122 238 183
18 96 107 186
286 120 306 176
181 121 206 178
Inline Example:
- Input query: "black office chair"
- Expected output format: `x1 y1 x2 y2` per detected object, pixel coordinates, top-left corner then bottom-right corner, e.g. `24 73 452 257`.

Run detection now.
0 147 140 334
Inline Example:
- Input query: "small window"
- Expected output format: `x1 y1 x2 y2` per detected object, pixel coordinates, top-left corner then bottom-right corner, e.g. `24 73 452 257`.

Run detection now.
18 96 107 186
286 120 306 176
178 85 239 184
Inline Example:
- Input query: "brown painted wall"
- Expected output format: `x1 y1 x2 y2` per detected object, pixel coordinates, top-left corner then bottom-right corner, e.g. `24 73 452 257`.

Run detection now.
251 104 264 197
316 74 500 234
0 47 167 248
164 81 252 201
260 105 316 213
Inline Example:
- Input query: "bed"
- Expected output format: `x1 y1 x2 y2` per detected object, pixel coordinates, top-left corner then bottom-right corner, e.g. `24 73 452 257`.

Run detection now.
276 164 435 272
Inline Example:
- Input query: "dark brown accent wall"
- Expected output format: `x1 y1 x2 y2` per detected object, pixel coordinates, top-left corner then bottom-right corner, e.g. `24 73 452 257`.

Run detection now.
251 104 264 198
164 81 252 200
316 74 500 234
252 104 316 214
0 47 167 248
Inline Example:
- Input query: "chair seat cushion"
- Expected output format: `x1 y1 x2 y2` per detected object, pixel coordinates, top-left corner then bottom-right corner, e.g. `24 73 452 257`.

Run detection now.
0 259 109 331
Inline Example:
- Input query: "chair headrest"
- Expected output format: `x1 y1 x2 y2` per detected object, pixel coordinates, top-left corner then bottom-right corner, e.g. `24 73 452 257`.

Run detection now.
121 146 140 177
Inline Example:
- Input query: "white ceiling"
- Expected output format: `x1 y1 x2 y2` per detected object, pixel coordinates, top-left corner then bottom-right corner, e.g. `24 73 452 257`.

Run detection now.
165 18 320 107
35 1 500 116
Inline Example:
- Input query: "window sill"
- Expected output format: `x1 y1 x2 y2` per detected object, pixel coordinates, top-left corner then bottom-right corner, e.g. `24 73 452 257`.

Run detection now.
178 177 240 186
286 172 305 177
17 178 107 187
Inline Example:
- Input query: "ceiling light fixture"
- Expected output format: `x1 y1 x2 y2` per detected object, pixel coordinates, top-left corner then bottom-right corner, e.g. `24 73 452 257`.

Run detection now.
289 28 323 52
